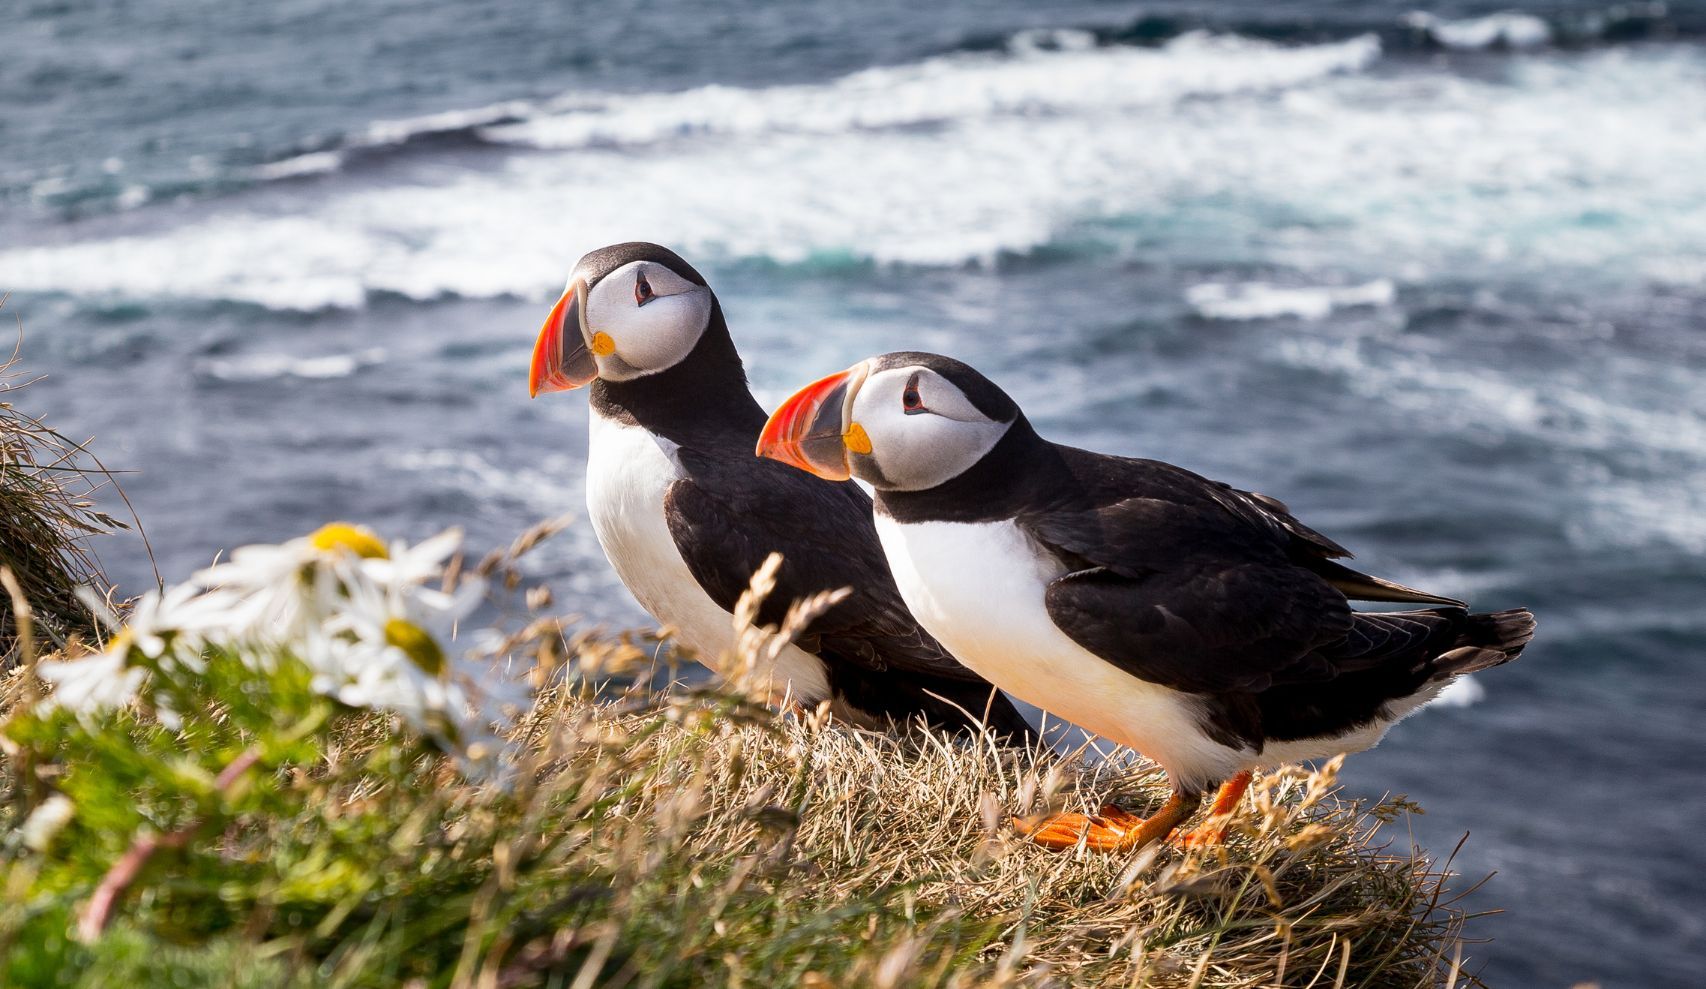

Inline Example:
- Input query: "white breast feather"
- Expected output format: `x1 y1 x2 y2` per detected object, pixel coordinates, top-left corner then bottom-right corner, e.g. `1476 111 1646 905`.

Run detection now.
585 413 830 704
874 516 1247 788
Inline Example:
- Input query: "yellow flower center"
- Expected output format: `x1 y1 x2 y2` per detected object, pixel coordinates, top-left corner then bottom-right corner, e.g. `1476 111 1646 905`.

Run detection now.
106 627 134 655
308 523 389 560
384 618 445 676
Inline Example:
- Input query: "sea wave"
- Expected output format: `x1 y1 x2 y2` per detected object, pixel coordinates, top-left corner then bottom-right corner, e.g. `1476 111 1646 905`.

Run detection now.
2 37 1703 311
0 32 1386 309
945 3 1687 56
12 5 1689 223
1187 280 1396 321
479 31 1379 152
193 348 388 382
246 101 539 184
234 29 1379 180
230 1 1684 180
1400 12 1553 51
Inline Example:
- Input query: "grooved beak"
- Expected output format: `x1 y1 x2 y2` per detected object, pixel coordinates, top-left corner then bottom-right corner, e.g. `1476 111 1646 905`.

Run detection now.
756 362 871 480
529 278 597 396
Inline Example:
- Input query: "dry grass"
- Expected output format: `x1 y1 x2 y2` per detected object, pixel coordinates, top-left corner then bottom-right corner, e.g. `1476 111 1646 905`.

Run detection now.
0 317 131 666
498 677 1483 988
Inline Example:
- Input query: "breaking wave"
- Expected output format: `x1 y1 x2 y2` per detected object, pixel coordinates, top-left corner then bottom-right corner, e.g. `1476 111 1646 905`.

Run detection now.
0 32 1384 309
193 348 388 382
222 3 1697 187
3 30 1704 312
1187 280 1396 321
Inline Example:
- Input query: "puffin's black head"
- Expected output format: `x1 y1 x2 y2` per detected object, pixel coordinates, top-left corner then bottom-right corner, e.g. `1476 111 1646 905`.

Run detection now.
757 351 1024 491
529 242 723 396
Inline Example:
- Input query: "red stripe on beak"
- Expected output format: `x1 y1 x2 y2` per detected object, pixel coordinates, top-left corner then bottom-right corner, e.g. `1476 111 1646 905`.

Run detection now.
529 280 597 397
756 363 869 481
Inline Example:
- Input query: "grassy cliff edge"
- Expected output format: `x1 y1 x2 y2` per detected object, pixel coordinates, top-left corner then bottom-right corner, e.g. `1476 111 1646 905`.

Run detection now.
0 364 1485 988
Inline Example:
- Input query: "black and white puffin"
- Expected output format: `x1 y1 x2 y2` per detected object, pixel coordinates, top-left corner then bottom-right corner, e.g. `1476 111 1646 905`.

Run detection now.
757 352 1534 849
528 245 1030 739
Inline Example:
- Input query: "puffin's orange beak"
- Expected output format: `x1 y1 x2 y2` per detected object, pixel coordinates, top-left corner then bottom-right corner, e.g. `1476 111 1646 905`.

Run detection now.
756 362 871 481
529 278 598 396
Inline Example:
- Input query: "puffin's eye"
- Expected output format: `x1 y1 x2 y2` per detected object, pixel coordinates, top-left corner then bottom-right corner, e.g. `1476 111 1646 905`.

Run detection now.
634 271 654 306
902 376 926 414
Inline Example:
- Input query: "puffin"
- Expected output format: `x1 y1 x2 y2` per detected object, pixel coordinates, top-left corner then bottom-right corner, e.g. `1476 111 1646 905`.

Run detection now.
527 245 1031 739
756 352 1534 850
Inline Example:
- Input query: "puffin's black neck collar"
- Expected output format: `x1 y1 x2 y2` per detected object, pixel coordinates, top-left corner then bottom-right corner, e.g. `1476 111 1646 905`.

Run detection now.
875 417 1083 524
588 304 766 444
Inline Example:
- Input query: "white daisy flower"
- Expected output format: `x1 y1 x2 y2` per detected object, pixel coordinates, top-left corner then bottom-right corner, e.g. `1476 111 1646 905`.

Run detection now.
362 527 464 588
20 794 75 852
193 522 388 643
35 650 145 715
40 522 524 772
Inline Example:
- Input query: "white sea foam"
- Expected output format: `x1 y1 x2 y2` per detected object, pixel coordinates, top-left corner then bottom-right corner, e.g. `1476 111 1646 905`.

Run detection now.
1402 11 1553 50
194 347 387 382
1429 676 1486 709
0 33 1384 308
251 151 344 181
480 31 1380 152
114 184 150 210
1 37 1703 311
1187 279 1395 320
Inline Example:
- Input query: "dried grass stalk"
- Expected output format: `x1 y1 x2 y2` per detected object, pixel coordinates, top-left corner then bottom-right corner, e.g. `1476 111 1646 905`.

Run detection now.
0 321 125 666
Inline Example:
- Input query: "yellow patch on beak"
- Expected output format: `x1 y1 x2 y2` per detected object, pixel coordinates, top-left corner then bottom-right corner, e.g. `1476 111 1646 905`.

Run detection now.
842 421 872 455
590 331 616 356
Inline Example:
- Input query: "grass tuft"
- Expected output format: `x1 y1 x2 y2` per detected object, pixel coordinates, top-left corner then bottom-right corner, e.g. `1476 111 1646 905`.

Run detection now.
0 322 129 667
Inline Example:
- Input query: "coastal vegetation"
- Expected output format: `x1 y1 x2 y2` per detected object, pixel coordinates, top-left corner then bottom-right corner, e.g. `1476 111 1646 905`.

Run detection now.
0 363 1485 987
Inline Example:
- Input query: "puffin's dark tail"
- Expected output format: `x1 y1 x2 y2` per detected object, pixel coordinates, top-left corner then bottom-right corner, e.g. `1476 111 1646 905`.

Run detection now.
1433 608 1535 677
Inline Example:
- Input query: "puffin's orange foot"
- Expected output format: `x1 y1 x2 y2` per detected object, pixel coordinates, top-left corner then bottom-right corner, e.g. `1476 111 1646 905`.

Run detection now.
1168 823 1227 849
1013 796 1196 853
1012 810 1135 851
1166 771 1252 849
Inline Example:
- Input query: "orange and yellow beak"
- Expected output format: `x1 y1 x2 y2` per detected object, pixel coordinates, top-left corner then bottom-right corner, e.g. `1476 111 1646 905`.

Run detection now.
756 362 871 481
528 279 600 397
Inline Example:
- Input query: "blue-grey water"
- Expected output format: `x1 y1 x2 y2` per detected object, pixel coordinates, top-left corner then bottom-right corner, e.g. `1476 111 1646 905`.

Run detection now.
4 1 1704 984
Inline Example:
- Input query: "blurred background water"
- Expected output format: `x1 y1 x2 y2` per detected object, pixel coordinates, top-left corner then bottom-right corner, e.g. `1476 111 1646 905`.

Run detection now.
4 1 1704 983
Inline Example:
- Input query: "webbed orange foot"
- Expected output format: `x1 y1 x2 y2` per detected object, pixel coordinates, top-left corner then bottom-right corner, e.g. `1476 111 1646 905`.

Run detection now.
1012 810 1134 851
1013 791 1202 853
1168 823 1227 848
1167 771 1253 849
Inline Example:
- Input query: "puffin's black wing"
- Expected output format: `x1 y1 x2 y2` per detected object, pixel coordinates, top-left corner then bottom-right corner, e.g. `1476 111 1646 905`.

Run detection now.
1017 450 1368 694
661 465 988 684
1032 510 1353 694
1208 473 1462 607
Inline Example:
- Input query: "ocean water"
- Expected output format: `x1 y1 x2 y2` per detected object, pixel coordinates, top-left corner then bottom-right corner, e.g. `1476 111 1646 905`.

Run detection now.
4 1 1705 983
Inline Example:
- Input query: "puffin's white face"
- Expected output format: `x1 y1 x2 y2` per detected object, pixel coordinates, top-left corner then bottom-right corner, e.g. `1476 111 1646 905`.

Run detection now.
529 254 713 395
756 359 1012 492
579 260 712 382
846 365 1011 491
